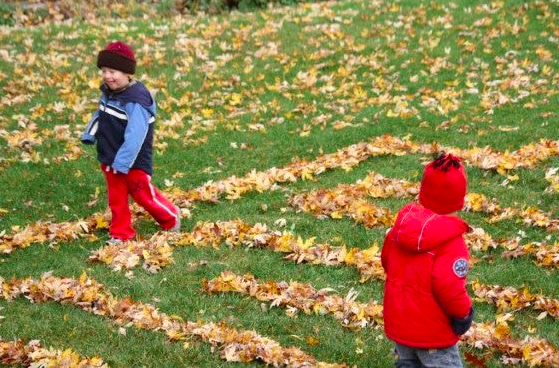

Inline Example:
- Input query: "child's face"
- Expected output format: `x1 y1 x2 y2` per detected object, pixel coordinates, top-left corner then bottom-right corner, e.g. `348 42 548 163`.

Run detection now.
101 67 130 90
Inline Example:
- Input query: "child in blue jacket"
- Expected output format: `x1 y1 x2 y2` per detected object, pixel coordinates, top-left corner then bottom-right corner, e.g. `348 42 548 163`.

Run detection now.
81 41 179 244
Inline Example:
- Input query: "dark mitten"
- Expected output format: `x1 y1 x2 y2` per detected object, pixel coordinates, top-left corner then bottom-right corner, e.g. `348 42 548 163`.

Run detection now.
451 308 474 335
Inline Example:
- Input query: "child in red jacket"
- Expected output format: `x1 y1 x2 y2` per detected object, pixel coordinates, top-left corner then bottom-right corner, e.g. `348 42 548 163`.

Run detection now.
381 153 474 367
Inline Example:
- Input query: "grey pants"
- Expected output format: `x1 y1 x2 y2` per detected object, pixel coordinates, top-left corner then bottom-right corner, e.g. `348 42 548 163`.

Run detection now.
394 343 463 368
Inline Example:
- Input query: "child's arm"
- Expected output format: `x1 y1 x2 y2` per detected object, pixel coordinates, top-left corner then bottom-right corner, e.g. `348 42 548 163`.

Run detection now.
381 203 413 271
81 111 99 144
111 103 152 174
431 238 472 321
381 228 395 271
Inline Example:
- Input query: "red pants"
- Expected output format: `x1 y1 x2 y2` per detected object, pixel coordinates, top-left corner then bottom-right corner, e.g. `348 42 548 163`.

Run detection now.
102 164 178 240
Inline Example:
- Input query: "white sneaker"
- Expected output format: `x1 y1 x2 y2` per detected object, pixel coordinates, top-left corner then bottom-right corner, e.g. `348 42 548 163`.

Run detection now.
170 206 181 232
106 237 124 246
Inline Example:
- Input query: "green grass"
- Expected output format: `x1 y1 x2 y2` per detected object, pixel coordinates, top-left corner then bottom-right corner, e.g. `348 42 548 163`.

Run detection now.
0 0 558 367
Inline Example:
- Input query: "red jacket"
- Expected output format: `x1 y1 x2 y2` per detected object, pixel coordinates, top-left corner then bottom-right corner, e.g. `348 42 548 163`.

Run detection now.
381 202 472 348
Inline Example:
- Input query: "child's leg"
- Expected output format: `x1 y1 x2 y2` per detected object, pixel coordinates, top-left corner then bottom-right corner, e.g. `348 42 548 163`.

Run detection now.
394 343 422 368
102 165 135 240
125 169 178 230
416 344 463 368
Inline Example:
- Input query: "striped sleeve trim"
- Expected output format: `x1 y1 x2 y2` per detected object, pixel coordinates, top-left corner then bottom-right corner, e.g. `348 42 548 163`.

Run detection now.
89 120 99 135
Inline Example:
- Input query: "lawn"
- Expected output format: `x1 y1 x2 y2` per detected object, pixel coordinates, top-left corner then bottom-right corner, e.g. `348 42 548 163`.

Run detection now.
0 0 558 367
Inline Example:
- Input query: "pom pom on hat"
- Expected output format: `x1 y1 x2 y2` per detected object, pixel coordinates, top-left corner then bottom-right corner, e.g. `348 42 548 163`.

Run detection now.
419 153 467 214
97 41 136 74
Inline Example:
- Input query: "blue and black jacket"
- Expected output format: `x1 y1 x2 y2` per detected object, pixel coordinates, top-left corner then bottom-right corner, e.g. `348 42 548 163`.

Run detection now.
81 81 156 175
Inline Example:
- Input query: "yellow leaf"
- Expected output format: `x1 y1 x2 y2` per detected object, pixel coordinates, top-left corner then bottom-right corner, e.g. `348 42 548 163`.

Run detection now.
89 357 104 365
79 270 88 284
229 93 243 106
81 288 97 302
362 243 379 258
523 346 531 361
312 303 327 315
496 167 508 176
330 211 343 219
494 322 510 339
306 335 319 346
535 46 552 61
344 248 359 265
276 234 295 252
301 169 314 181
201 108 214 118
296 236 315 250
465 193 485 212
95 215 109 230
88 79 100 89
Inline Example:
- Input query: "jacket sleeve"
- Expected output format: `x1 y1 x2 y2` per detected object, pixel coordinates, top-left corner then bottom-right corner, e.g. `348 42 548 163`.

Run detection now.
381 204 410 271
112 103 152 174
80 111 99 144
432 236 472 319
381 228 395 272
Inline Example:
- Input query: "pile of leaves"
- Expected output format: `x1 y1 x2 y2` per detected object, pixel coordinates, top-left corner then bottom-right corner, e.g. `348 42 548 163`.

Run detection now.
0 338 108 367
204 270 384 329
472 281 559 319
463 320 559 367
90 220 386 281
290 171 558 230
0 272 348 367
502 241 559 269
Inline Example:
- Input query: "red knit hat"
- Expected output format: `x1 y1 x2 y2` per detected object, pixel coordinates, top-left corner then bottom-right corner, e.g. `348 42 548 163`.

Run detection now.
419 153 467 214
97 41 136 74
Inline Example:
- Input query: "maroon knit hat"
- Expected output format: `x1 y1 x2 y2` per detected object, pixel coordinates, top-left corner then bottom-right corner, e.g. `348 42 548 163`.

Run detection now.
419 153 467 214
97 41 136 74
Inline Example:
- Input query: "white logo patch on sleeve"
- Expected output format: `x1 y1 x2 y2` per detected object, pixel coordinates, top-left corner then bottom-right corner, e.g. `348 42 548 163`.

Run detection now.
453 258 469 278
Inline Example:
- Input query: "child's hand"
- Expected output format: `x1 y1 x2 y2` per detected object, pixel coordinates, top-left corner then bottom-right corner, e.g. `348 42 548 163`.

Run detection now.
450 308 474 335
105 166 121 175
109 163 128 175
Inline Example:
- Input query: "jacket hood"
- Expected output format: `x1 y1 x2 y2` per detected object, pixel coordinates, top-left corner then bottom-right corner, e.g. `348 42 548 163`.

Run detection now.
101 81 155 114
394 203 468 252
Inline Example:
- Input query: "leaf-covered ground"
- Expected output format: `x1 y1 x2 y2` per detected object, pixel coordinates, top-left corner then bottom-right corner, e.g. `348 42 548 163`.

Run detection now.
0 0 558 367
